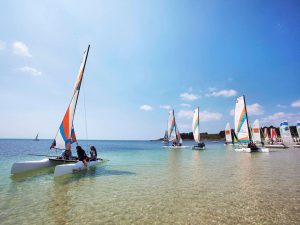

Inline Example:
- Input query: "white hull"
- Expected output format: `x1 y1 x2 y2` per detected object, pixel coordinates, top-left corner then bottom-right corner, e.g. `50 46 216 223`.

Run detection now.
293 144 300 148
192 146 205 150
234 147 269 153
54 159 103 177
224 143 233 146
11 158 62 175
162 145 189 149
264 144 288 149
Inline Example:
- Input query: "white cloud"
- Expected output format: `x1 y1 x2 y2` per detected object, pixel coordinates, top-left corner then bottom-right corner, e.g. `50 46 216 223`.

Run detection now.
140 104 153 111
160 105 171 110
18 66 42 76
13 41 32 57
180 103 191 108
260 112 300 125
177 110 222 121
276 104 287 108
180 92 199 101
291 100 300 108
247 103 264 115
207 89 237 97
0 40 6 51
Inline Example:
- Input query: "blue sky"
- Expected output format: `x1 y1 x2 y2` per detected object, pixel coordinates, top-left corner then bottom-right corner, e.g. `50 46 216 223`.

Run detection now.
0 0 299 140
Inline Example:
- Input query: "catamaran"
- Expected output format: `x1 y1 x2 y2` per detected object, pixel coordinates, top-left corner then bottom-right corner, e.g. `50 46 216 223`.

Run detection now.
278 121 295 148
294 122 300 148
234 95 269 153
224 123 233 145
11 45 104 176
192 107 205 150
163 109 185 149
264 127 287 148
251 119 263 146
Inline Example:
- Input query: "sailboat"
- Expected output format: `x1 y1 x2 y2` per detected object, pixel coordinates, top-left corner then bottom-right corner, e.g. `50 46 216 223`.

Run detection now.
294 122 300 148
264 127 287 148
162 130 169 143
192 107 205 150
11 45 104 176
251 119 262 146
234 95 269 153
165 109 183 148
224 123 233 145
33 132 39 141
279 121 294 148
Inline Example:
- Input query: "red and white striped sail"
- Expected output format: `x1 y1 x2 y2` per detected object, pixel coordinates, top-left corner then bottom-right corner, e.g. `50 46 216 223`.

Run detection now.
264 127 270 142
51 46 90 150
252 119 261 143
270 128 278 142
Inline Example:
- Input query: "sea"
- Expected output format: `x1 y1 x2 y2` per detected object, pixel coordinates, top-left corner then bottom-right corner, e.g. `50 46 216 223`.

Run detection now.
0 139 299 225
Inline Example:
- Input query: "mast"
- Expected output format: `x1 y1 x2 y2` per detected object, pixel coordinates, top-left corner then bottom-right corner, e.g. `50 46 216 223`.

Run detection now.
243 95 253 143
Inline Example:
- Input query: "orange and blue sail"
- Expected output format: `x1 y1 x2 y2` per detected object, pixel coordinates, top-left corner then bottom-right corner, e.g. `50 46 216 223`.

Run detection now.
50 46 89 150
234 96 250 143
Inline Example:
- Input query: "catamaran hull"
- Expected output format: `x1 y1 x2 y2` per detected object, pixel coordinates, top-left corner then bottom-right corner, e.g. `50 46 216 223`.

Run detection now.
293 144 300 148
54 159 103 177
234 147 269 153
192 146 205 150
11 158 61 175
264 144 288 149
162 146 189 149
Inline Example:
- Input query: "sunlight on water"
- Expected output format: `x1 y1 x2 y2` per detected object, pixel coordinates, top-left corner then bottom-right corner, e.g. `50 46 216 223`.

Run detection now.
0 140 299 224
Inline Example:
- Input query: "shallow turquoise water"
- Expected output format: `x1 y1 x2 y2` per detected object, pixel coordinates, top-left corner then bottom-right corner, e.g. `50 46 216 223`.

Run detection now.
0 139 299 224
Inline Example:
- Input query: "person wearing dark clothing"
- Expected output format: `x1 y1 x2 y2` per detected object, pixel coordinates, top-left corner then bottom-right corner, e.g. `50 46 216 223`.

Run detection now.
90 146 97 161
76 145 88 168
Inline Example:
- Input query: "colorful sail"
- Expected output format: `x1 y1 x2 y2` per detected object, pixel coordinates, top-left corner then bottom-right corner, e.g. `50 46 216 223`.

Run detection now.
225 123 232 143
263 127 270 142
50 45 90 150
297 122 300 139
192 107 200 143
270 128 278 142
252 119 261 143
167 110 176 141
279 121 293 143
234 96 250 143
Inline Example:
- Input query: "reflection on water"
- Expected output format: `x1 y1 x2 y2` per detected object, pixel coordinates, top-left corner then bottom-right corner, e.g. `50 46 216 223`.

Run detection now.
0 140 299 224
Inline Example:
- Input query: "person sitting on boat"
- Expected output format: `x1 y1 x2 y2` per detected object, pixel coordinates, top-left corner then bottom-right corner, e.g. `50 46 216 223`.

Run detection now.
198 142 205 148
61 149 72 160
76 145 88 168
90 146 97 161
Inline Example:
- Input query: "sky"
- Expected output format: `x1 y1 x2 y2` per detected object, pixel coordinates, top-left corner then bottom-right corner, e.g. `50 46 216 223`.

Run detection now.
0 0 299 140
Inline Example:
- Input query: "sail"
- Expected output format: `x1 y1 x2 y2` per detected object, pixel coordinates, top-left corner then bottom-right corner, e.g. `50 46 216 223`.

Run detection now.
252 119 261 143
264 127 269 142
50 46 90 150
225 123 232 143
192 107 200 143
234 96 250 143
167 110 176 141
279 121 293 143
35 132 39 140
297 122 300 139
270 128 278 142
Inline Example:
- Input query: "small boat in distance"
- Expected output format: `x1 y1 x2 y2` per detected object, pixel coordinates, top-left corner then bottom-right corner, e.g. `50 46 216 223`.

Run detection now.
11 45 104 176
33 132 39 141
279 121 294 148
234 95 269 153
167 109 183 148
264 127 287 148
294 122 300 148
224 123 233 145
192 107 205 150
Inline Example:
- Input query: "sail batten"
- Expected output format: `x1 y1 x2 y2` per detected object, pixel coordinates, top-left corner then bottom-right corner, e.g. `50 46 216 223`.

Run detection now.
50 45 90 150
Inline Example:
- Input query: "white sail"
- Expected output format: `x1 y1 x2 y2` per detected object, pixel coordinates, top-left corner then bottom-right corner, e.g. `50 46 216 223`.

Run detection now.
51 46 90 150
279 121 293 143
234 96 250 143
225 123 232 143
252 119 261 143
192 107 200 143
